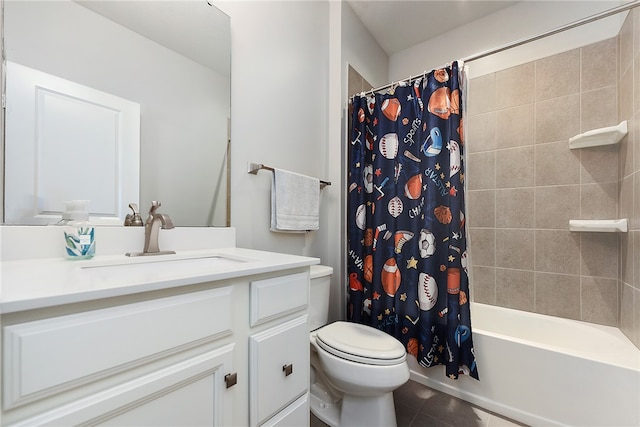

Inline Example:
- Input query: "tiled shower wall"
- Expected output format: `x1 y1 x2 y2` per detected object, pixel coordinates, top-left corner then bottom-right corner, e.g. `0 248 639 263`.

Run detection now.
467 37 622 327
467 10 640 349
619 9 640 348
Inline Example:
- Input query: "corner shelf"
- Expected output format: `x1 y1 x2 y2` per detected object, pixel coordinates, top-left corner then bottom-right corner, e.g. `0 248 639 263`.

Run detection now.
568 121 627 149
569 219 628 233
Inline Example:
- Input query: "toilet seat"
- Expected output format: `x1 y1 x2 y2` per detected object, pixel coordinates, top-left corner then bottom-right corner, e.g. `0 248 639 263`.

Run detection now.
315 321 406 366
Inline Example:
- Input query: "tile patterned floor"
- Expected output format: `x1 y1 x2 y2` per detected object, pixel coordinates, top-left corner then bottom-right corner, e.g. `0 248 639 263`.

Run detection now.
311 379 527 427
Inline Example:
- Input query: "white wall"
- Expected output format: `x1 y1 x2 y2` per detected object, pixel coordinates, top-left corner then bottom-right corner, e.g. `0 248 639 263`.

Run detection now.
217 0 386 322
341 1 389 89
391 1 626 80
218 1 332 256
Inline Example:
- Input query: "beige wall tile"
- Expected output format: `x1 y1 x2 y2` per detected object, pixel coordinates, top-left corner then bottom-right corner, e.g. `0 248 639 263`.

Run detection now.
633 231 639 290
634 172 640 231
495 62 535 109
535 49 580 101
535 272 581 320
471 266 496 304
467 152 496 190
621 232 633 286
634 53 640 114
620 284 640 348
469 228 495 267
495 146 535 188
468 74 496 116
535 141 581 186
348 65 363 96
619 11 634 78
580 182 618 220
496 104 534 149
495 229 534 270
620 175 634 222
581 86 618 133
634 8 640 58
496 268 534 311
464 36 631 327
619 66 633 122
580 232 619 279
581 276 618 326
535 94 580 144
634 112 640 176
580 145 618 184
468 190 495 228
535 185 580 229
495 188 534 228
631 289 640 348
619 134 633 181
620 283 635 341
467 112 496 153
581 37 618 92
535 230 581 275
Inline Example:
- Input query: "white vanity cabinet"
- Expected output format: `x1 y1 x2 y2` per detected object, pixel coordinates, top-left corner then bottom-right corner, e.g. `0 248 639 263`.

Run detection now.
1 266 312 427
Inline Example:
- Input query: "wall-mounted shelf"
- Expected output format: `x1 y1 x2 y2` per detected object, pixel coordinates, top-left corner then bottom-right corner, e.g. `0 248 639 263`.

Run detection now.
569 219 628 233
569 121 627 149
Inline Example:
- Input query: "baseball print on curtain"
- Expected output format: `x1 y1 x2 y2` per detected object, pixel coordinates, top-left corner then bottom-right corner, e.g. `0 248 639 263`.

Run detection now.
347 62 478 380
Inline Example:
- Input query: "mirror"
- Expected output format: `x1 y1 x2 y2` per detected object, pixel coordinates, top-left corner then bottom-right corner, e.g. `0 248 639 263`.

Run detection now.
2 0 231 226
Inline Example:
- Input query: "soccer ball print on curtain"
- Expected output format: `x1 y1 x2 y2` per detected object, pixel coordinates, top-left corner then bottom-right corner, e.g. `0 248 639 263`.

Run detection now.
347 62 478 380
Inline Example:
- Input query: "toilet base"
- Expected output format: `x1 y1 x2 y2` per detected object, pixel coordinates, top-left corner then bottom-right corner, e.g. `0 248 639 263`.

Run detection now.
310 387 340 427
310 385 398 427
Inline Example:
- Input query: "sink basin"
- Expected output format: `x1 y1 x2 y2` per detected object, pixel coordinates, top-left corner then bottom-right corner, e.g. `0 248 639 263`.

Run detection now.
80 255 250 282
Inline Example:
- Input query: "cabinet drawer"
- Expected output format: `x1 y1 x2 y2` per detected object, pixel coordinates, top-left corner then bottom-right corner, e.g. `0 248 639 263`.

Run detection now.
250 272 308 326
3 287 233 409
249 316 309 426
261 393 309 427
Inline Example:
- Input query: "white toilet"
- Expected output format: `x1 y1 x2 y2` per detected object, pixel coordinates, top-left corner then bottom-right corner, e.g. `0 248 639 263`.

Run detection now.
309 265 410 427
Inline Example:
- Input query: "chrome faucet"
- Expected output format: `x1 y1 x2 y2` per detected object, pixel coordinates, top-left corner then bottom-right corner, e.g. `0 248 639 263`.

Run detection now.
126 201 175 257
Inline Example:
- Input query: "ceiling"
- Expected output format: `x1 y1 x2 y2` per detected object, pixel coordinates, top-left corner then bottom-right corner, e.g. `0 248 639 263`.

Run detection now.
347 0 520 55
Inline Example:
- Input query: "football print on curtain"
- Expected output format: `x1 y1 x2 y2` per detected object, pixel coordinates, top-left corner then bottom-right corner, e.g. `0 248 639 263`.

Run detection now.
347 61 478 380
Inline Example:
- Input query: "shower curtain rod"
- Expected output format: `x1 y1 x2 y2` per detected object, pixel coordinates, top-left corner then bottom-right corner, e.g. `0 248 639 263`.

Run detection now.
361 0 640 96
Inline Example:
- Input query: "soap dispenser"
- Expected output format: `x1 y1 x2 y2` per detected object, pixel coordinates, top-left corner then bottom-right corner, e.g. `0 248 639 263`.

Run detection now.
62 200 95 260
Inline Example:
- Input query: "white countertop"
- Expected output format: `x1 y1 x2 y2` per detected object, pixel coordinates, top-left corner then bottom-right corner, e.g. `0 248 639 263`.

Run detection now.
1 247 319 314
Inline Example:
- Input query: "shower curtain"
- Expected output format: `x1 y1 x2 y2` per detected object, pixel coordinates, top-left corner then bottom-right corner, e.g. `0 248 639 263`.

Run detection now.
347 62 478 380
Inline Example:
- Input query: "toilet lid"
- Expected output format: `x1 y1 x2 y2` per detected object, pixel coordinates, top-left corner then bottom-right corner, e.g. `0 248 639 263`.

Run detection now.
315 321 406 366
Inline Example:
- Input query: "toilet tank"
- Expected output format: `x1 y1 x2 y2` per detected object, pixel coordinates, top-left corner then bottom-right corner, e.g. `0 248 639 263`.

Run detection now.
309 265 333 331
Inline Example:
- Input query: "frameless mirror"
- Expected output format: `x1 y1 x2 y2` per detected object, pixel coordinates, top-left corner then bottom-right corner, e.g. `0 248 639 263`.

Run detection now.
2 0 231 226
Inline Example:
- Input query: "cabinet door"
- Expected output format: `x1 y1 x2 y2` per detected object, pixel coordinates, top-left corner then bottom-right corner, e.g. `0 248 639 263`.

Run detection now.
249 316 309 426
10 345 235 427
3 287 233 409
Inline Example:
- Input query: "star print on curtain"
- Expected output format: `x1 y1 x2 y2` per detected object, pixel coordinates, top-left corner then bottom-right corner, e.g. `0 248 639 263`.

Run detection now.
347 61 478 380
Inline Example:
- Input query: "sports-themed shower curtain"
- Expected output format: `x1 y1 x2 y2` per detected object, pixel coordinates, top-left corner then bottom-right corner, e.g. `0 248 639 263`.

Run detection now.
347 62 478 380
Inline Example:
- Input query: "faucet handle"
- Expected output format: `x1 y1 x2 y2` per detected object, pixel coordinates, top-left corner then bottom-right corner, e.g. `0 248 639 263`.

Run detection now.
124 203 144 226
148 201 161 215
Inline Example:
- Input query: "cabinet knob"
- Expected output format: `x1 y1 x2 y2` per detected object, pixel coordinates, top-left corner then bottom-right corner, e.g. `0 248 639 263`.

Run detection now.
282 363 293 376
225 372 237 388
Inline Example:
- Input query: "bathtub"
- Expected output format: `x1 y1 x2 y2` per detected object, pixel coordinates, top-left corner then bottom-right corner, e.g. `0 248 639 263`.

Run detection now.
408 303 640 426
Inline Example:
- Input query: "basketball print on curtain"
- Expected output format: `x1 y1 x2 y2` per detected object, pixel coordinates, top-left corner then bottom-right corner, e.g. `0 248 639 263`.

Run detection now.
347 62 478 380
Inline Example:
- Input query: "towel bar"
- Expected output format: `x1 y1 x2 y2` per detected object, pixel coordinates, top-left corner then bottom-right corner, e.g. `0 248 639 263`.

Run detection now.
247 162 331 189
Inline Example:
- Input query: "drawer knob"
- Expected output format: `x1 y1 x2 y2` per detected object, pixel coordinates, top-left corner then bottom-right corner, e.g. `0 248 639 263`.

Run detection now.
225 372 237 388
282 363 293 376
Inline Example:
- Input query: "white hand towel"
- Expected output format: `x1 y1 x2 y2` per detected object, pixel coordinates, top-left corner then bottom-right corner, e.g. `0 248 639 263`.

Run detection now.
271 169 320 232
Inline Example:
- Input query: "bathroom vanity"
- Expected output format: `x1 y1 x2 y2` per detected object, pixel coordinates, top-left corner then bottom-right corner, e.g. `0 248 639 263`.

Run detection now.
0 226 318 426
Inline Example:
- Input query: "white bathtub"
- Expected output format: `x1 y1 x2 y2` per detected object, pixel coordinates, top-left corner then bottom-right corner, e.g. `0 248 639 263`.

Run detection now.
409 303 640 426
